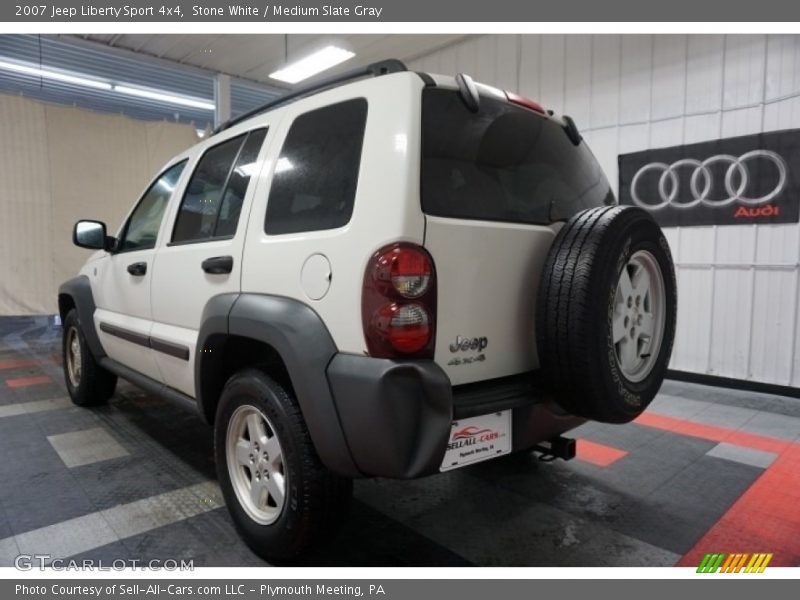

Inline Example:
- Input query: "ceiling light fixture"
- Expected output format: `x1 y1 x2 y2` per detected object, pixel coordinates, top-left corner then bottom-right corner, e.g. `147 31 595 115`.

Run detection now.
269 46 355 84
0 58 112 90
0 57 215 111
114 85 215 110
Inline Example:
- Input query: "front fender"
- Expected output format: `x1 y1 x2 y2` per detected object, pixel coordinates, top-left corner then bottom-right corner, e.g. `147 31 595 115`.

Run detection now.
58 275 105 359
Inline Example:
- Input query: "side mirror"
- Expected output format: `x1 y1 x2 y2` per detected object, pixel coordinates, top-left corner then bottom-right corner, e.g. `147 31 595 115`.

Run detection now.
73 220 113 251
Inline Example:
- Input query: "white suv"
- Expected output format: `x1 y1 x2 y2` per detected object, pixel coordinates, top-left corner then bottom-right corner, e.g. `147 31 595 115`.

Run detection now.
59 59 677 559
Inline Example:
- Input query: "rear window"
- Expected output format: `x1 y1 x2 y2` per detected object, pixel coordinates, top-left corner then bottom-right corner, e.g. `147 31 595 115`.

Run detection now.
421 89 614 225
265 98 367 235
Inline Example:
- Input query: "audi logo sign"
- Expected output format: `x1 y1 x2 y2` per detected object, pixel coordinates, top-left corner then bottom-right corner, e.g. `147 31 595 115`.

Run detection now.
631 151 787 209
618 129 800 227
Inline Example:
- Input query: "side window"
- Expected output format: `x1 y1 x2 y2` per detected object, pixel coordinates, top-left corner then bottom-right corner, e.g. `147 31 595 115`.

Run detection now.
172 128 267 244
265 99 367 235
118 160 187 252
216 129 267 237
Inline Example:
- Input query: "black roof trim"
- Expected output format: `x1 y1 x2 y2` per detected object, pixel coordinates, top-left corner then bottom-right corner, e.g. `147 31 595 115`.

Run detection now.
415 71 436 87
213 58 409 134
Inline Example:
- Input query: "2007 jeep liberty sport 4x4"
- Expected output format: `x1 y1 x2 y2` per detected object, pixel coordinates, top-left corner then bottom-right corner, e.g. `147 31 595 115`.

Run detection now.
59 60 677 559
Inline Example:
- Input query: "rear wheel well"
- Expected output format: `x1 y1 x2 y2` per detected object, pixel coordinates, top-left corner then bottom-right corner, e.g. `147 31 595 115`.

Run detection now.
58 294 76 321
200 335 295 424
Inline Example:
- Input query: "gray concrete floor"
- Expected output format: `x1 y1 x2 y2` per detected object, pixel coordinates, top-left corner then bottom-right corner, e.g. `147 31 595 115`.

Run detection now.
1 316 798 567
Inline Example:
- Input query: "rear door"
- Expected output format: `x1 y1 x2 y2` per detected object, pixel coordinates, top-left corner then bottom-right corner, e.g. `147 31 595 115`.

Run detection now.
149 126 270 397
93 161 188 382
420 87 614 385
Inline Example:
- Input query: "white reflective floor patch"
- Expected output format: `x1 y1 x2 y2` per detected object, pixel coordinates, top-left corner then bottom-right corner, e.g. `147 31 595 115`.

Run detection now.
0 397 72 419
47 427 129 468
0 537 19 566
14 512 117 560
2 482 222 563
100 481 223 540
706 442 778 469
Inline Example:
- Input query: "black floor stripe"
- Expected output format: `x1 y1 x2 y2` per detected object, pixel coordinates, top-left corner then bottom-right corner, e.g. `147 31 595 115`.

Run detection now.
288 500 474 566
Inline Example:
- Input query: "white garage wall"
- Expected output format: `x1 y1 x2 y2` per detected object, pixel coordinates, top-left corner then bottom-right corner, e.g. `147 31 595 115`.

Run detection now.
0 94 199 315
408 34 800 388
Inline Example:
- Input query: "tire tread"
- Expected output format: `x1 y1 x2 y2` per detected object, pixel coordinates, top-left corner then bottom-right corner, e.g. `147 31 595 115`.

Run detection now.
215 369 352 560
63 309 116 406
536 206 676 422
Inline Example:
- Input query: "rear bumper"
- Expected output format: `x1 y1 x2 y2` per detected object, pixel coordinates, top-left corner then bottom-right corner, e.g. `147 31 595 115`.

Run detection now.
326 354 585 478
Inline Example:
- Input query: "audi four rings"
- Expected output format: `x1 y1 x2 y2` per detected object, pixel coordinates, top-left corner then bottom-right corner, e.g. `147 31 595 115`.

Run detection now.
630 149 787 210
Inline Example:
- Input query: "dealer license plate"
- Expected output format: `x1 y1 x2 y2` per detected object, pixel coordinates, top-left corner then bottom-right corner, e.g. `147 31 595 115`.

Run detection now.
440 410 512 472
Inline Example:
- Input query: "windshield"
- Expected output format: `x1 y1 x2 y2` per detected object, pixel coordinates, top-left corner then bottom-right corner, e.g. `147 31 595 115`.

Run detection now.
420 88 614 225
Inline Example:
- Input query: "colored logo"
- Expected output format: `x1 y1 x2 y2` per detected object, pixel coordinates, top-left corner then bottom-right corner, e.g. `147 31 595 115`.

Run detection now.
631 150 787 211
696 552 773 573
447 424 505 451
452 426 493 440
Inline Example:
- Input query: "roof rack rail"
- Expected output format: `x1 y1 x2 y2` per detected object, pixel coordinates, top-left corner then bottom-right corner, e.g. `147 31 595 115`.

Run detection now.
213 58 408 134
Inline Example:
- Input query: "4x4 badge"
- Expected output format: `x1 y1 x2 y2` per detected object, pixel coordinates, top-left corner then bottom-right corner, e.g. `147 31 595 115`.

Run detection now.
449 335 488 353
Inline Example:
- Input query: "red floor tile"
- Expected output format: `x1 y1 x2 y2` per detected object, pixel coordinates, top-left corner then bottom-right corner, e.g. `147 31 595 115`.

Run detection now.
0 356 59 370
636 411 790 455
4 374 52 388
638 410 800 568
575 439 628 467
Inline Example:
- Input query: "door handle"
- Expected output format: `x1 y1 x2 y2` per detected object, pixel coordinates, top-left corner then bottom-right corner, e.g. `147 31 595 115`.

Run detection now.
127 262 147 276
202 255 234 275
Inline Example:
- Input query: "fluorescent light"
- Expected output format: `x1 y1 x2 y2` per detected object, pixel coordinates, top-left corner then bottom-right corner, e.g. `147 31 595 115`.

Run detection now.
114 85 215 110
394 133 408 153
0 56 215 112
154 180 175 193
236 162 260 177
274 157 294 173
0 59 112 90
269 46 355 84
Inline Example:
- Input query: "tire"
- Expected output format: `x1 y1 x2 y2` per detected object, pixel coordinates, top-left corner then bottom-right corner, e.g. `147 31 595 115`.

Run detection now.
62 309 117 406
536 206 677 424
214 369 353 561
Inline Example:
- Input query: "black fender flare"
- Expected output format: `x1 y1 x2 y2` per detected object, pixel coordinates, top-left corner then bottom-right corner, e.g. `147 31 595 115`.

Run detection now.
196 293 360 478
58 276 105 359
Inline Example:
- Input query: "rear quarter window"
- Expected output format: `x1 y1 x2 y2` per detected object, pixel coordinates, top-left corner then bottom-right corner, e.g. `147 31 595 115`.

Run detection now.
264 98 368 235
171 128 267 244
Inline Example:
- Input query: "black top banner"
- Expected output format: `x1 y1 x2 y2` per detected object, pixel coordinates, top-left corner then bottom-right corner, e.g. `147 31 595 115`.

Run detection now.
2 0 799 22
618 129 800 227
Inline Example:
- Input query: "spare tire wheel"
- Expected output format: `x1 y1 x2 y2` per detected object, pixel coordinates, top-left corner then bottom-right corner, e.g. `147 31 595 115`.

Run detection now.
536 206 677 423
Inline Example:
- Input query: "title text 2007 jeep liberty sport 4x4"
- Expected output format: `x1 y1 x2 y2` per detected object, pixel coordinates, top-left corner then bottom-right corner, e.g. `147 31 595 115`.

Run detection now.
59 60 677 559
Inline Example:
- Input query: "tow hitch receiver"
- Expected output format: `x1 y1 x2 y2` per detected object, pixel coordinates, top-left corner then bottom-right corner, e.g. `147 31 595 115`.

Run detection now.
533 436 576 462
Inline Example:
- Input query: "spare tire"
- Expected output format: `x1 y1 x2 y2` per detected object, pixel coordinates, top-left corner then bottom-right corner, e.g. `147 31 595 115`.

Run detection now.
536 206 677 423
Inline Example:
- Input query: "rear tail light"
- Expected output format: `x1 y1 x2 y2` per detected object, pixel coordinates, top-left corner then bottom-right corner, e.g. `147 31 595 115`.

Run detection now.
505 90 546 115
363 243 437 358
374 244 432 298
372 304 430 354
